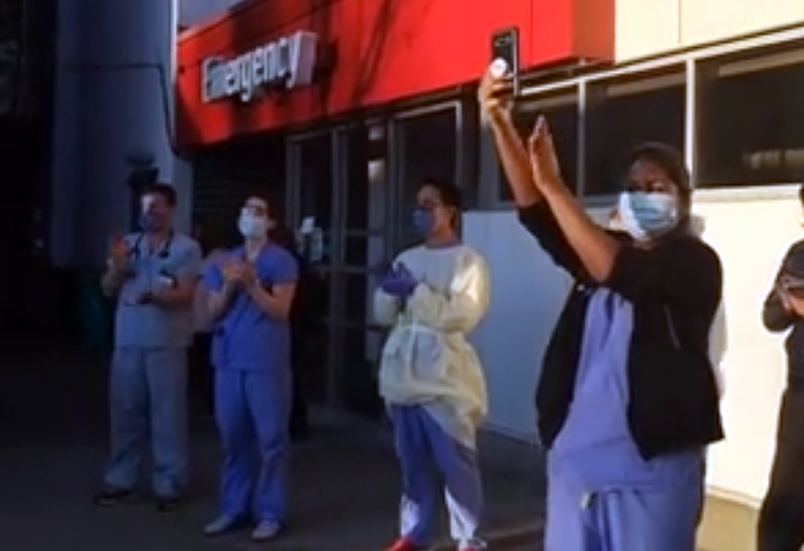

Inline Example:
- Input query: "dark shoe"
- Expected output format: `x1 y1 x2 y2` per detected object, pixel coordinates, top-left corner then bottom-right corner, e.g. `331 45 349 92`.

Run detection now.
155 494 185 512
93 486 133 507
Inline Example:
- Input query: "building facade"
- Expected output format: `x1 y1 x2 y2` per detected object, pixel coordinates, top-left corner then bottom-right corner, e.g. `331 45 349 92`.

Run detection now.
0 0 57 335
49 0 191 270
175 0 614 413
173 0 804 547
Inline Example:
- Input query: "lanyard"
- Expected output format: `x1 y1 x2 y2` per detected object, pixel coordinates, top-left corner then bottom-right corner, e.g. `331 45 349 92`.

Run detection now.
129 231 174 261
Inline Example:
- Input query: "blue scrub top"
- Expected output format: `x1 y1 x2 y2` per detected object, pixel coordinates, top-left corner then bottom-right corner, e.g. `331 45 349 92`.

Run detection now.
204 244 299 372
115 232 202 349
550 288 701 493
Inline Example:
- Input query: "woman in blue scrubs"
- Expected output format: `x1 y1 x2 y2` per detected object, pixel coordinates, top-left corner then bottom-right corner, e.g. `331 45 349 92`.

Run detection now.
479 68 724 550
202 194 298 541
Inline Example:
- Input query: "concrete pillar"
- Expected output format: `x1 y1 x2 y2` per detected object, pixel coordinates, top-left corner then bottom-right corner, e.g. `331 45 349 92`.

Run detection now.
49 0 83 267
50 0 191 268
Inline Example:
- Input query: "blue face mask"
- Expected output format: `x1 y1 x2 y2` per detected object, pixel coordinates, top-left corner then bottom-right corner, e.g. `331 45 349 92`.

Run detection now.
139 212 160 233
617 191 679 241
412 208 435 237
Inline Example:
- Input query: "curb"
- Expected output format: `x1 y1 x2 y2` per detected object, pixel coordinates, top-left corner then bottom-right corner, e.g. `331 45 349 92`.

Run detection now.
431 521 543 551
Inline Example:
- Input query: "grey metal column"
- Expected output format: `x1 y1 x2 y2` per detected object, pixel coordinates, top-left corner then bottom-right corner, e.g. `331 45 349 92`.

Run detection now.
51 0 187 266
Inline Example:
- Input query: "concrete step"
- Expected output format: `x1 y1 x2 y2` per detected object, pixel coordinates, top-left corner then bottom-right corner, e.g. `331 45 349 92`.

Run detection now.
696 491 759 551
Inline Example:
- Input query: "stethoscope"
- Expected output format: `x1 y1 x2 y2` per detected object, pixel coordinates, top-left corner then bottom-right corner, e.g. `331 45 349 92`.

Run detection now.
128 230 174 261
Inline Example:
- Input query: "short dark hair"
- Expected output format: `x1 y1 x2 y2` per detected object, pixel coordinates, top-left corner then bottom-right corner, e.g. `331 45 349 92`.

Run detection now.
143 183 177 207
628 143 691 209
242 188 283 219
421 179 463 211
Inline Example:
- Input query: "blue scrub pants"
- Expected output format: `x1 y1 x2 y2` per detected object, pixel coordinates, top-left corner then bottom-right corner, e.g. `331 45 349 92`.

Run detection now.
105 346 189 498
215 368 290 523
543 469 703 551
390 405 483 548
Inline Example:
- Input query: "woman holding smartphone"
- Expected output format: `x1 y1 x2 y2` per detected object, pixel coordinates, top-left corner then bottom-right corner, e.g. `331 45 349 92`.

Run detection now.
478 68 724 550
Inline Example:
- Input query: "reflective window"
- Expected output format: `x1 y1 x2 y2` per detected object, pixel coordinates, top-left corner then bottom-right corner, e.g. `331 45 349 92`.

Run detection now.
499 90 578 200
697 46 804 187
296 134 334 263
585 68 686 196
395 107 457 247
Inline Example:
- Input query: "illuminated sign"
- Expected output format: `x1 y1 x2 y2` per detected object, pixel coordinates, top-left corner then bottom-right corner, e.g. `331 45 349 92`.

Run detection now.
202 30 318 103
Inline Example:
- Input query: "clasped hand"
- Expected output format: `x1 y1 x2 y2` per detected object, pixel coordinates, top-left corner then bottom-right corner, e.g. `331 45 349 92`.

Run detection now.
222 259 257 290
107 235 131 273
381 264 418 298
778 276 804 317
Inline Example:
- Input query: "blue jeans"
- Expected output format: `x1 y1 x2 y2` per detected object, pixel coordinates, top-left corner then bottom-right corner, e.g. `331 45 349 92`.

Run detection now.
104 346 189 497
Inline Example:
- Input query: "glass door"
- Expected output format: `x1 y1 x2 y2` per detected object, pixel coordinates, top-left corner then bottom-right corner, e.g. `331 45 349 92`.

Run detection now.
329 122 390 416
287 132 335 403
391 103 462 251
287 123 392 415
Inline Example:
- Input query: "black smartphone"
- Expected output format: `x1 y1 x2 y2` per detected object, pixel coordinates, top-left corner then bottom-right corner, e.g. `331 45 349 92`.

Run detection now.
491 28 520 96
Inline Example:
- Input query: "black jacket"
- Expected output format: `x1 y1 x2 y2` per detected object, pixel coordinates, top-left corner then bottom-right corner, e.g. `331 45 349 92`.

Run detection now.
519 202 724 460
763 239 804 386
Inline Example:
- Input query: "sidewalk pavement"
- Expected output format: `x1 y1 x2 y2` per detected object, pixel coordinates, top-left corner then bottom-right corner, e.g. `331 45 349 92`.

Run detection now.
0 345 546 551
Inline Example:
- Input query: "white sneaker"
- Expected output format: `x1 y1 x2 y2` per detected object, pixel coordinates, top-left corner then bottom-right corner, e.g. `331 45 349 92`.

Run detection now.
203 515 241 536
251 519 282 541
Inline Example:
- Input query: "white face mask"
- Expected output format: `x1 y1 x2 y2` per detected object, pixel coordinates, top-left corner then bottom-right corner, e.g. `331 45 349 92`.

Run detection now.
617 191 680 241
238 213 272 238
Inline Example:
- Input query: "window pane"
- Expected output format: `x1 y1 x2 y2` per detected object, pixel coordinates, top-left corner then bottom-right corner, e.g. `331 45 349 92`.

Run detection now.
396 108 457 247
336 326 385 416
344 272 372 324
297 134 334 263
499 93 578 201
698 49 804 187
343 127 370 231
298 134 333 229
585 71 685 196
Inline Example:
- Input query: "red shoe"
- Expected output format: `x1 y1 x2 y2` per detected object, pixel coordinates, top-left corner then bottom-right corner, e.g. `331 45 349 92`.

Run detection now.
459 539 487 551
384 538 423 551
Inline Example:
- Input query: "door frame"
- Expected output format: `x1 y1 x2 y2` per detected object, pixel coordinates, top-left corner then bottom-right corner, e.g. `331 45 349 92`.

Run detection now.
388 100 465 249
286 122 395 407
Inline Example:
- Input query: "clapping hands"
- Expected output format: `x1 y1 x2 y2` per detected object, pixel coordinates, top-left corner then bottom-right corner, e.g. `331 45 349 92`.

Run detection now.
222 259 246 287
222 259 257 290
107 233 131 273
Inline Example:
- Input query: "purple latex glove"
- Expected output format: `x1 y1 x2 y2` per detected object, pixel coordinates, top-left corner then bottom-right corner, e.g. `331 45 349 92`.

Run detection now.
381 264 418 298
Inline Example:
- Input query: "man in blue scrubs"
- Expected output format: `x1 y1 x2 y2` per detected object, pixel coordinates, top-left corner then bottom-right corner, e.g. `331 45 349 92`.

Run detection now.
202 193 298 542
95 183 202 511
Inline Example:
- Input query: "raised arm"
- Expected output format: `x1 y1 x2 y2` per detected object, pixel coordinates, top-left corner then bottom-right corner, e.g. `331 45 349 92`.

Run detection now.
479 70 589 280
525 116 623 284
